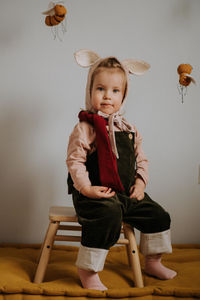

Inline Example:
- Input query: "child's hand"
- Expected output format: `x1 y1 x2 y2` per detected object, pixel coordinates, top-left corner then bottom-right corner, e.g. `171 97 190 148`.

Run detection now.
129 178 145 201
80 185 115 199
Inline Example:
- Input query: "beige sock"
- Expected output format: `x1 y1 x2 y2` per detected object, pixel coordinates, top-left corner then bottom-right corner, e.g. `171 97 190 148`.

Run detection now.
78 268 107 290
145 254 177 280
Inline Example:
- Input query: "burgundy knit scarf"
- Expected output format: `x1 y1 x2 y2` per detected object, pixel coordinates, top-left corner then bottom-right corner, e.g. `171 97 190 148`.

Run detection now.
78 111 124 192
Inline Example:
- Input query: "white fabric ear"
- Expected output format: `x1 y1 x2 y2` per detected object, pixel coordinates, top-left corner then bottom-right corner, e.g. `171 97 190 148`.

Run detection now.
185 74 196 84
74 49 101 68
42 2 55 16
122 59 150 75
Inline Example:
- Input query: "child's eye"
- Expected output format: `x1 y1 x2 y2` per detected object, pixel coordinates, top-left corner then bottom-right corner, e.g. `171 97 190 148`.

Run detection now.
97 87 104 91
113 89 119 93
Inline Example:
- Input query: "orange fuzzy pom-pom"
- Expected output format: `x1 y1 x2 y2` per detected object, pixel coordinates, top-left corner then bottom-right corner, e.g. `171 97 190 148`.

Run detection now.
54 5 67 16
179 73 192 87
45 16 52 26
177 64 192 75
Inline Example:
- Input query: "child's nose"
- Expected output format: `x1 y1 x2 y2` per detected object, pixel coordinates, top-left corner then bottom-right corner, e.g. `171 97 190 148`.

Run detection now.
103 91 111 100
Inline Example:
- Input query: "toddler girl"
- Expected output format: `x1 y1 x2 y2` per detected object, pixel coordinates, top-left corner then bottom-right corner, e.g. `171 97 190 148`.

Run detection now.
66 49 177 290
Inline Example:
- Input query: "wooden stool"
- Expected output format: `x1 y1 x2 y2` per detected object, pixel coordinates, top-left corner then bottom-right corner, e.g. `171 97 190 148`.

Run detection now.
33 206 144 288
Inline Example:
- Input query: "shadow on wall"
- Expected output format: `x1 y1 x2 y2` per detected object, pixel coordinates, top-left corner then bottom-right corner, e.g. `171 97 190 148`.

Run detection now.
0 98 57 243
172 0 191 19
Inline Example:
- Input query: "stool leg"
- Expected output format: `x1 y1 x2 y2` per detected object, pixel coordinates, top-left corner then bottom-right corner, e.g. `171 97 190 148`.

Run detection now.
123 224 144 288
33 221 59 283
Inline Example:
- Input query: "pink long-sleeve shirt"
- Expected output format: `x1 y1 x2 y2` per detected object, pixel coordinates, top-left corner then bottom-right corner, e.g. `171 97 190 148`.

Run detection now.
66 121 148 192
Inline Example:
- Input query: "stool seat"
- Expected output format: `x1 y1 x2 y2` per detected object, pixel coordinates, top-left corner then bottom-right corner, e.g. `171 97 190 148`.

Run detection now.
49 206 78 222
34 206 144 288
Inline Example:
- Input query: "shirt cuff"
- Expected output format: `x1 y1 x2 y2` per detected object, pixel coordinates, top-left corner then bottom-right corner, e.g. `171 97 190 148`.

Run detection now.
136 170 148 185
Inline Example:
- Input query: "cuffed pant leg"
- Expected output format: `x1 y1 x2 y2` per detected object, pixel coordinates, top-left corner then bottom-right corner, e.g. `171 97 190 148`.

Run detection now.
76 244 108 272
122 193 173 255
139 229 172 255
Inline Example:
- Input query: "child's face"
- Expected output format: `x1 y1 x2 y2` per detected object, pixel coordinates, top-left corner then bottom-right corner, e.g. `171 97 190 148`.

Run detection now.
91 68 125 115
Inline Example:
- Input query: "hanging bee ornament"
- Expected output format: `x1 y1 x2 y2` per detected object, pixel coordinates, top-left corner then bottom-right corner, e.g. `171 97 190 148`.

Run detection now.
177 64 196 103
42 2 67 41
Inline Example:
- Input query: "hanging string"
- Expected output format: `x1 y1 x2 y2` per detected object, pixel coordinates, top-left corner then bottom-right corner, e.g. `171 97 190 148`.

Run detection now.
177 84 188 104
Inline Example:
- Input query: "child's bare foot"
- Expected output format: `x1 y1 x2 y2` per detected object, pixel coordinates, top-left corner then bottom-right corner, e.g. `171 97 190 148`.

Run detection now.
145 254 177 280
78 268 107 290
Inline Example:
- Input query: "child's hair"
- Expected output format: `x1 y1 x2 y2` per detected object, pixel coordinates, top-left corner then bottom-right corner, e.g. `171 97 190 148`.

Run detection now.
90 57 127 99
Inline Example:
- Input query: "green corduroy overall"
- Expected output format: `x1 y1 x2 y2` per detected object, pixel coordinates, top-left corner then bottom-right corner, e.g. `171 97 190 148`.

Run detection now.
68 131 171 250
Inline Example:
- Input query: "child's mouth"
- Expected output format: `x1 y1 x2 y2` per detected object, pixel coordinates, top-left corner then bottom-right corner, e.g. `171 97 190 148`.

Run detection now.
101 103 112 107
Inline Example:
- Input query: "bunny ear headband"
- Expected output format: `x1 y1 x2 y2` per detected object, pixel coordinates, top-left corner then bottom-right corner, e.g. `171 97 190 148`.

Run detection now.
74 49 150 75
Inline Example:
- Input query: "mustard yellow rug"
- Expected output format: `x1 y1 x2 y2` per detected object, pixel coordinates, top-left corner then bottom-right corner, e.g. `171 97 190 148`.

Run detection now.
0 244 200 300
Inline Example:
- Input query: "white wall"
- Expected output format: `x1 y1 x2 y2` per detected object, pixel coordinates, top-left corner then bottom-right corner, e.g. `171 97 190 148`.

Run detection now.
0 0 199 244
